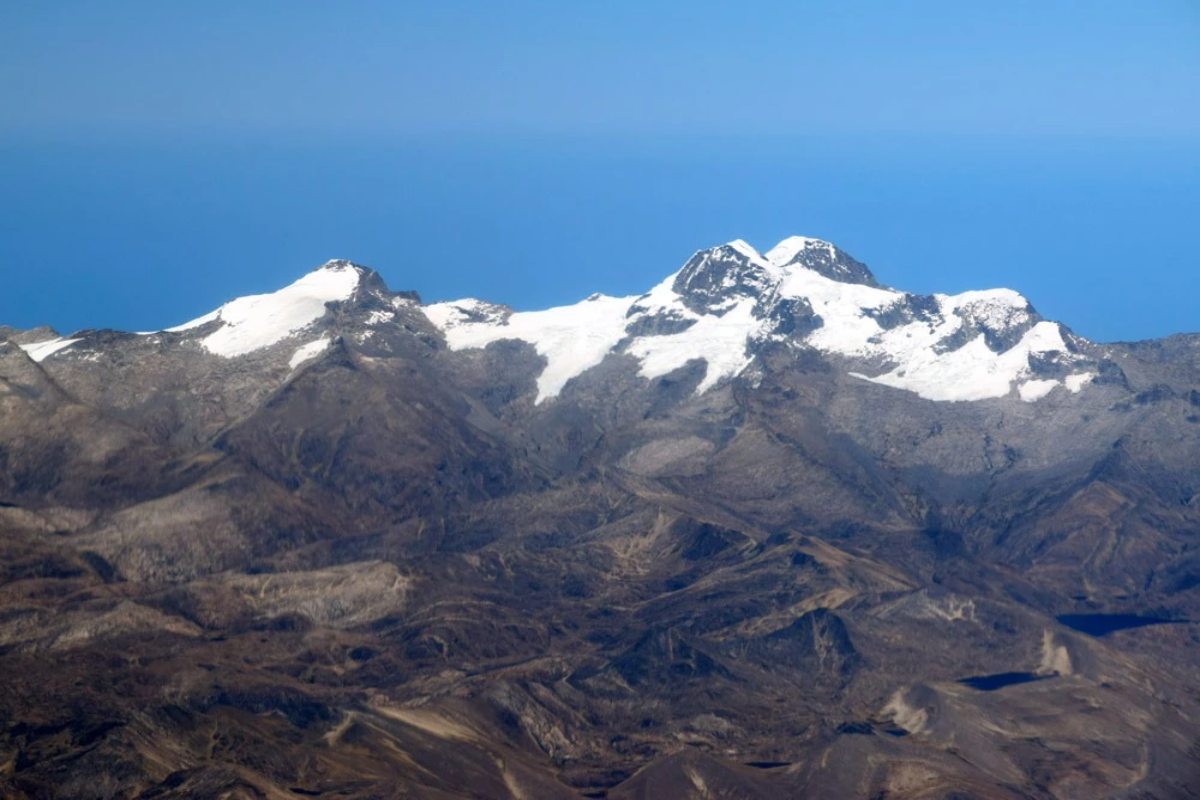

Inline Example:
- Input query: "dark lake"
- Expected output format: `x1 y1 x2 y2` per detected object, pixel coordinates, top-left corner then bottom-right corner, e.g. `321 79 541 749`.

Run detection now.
958 671 1050 691
1056 613 1184 637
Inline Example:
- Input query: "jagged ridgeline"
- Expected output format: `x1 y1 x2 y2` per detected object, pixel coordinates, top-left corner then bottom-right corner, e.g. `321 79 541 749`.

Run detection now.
1 238 1198 798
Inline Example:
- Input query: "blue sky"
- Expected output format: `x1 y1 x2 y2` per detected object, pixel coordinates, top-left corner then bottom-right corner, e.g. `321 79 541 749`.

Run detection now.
2 1 1198 341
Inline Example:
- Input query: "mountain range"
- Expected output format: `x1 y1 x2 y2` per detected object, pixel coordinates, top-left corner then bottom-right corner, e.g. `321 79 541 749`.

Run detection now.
2 237 1198 798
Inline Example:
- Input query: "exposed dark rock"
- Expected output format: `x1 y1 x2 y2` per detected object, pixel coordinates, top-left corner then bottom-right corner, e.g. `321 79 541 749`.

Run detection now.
671 244 775 314
772 238 881 287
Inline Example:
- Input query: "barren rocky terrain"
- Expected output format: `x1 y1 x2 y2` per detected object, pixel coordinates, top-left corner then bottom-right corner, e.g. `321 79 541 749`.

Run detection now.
1 239 1198 798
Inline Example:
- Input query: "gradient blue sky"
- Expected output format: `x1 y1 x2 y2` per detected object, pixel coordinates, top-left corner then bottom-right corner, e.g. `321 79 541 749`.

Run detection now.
2 1 1198 341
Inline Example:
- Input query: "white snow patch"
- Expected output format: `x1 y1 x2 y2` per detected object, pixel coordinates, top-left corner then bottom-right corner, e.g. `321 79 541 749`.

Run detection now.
628 270 689 317
19 338 81 362
426 294 636 402
627 298 760 392
854 322 1071 402
1064 372 1095 393
1018 378 1060 402
775 267 901 354
421 298 508 330
289 336 332 369
168 262 361 357
163 309 219 333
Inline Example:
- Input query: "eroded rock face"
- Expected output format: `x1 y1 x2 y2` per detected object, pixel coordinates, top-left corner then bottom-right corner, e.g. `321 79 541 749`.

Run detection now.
671 242 779 314
766 234 881 287
1 241 1199 798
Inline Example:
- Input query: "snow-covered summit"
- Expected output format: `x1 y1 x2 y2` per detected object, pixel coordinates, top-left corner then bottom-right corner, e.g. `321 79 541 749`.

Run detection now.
765 235 830 265
764 236 880 286
10 241 1096 407
166 260 366 357
424 236 1096 404
13 259 409 377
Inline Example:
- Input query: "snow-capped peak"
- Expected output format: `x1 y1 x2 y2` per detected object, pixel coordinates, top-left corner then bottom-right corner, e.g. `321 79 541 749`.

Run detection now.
423 237 1095 405
317 258 362 271
765 235 880 287
725 238 770 265
669 241 778 315
765 235 836 267
165 260 365 357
